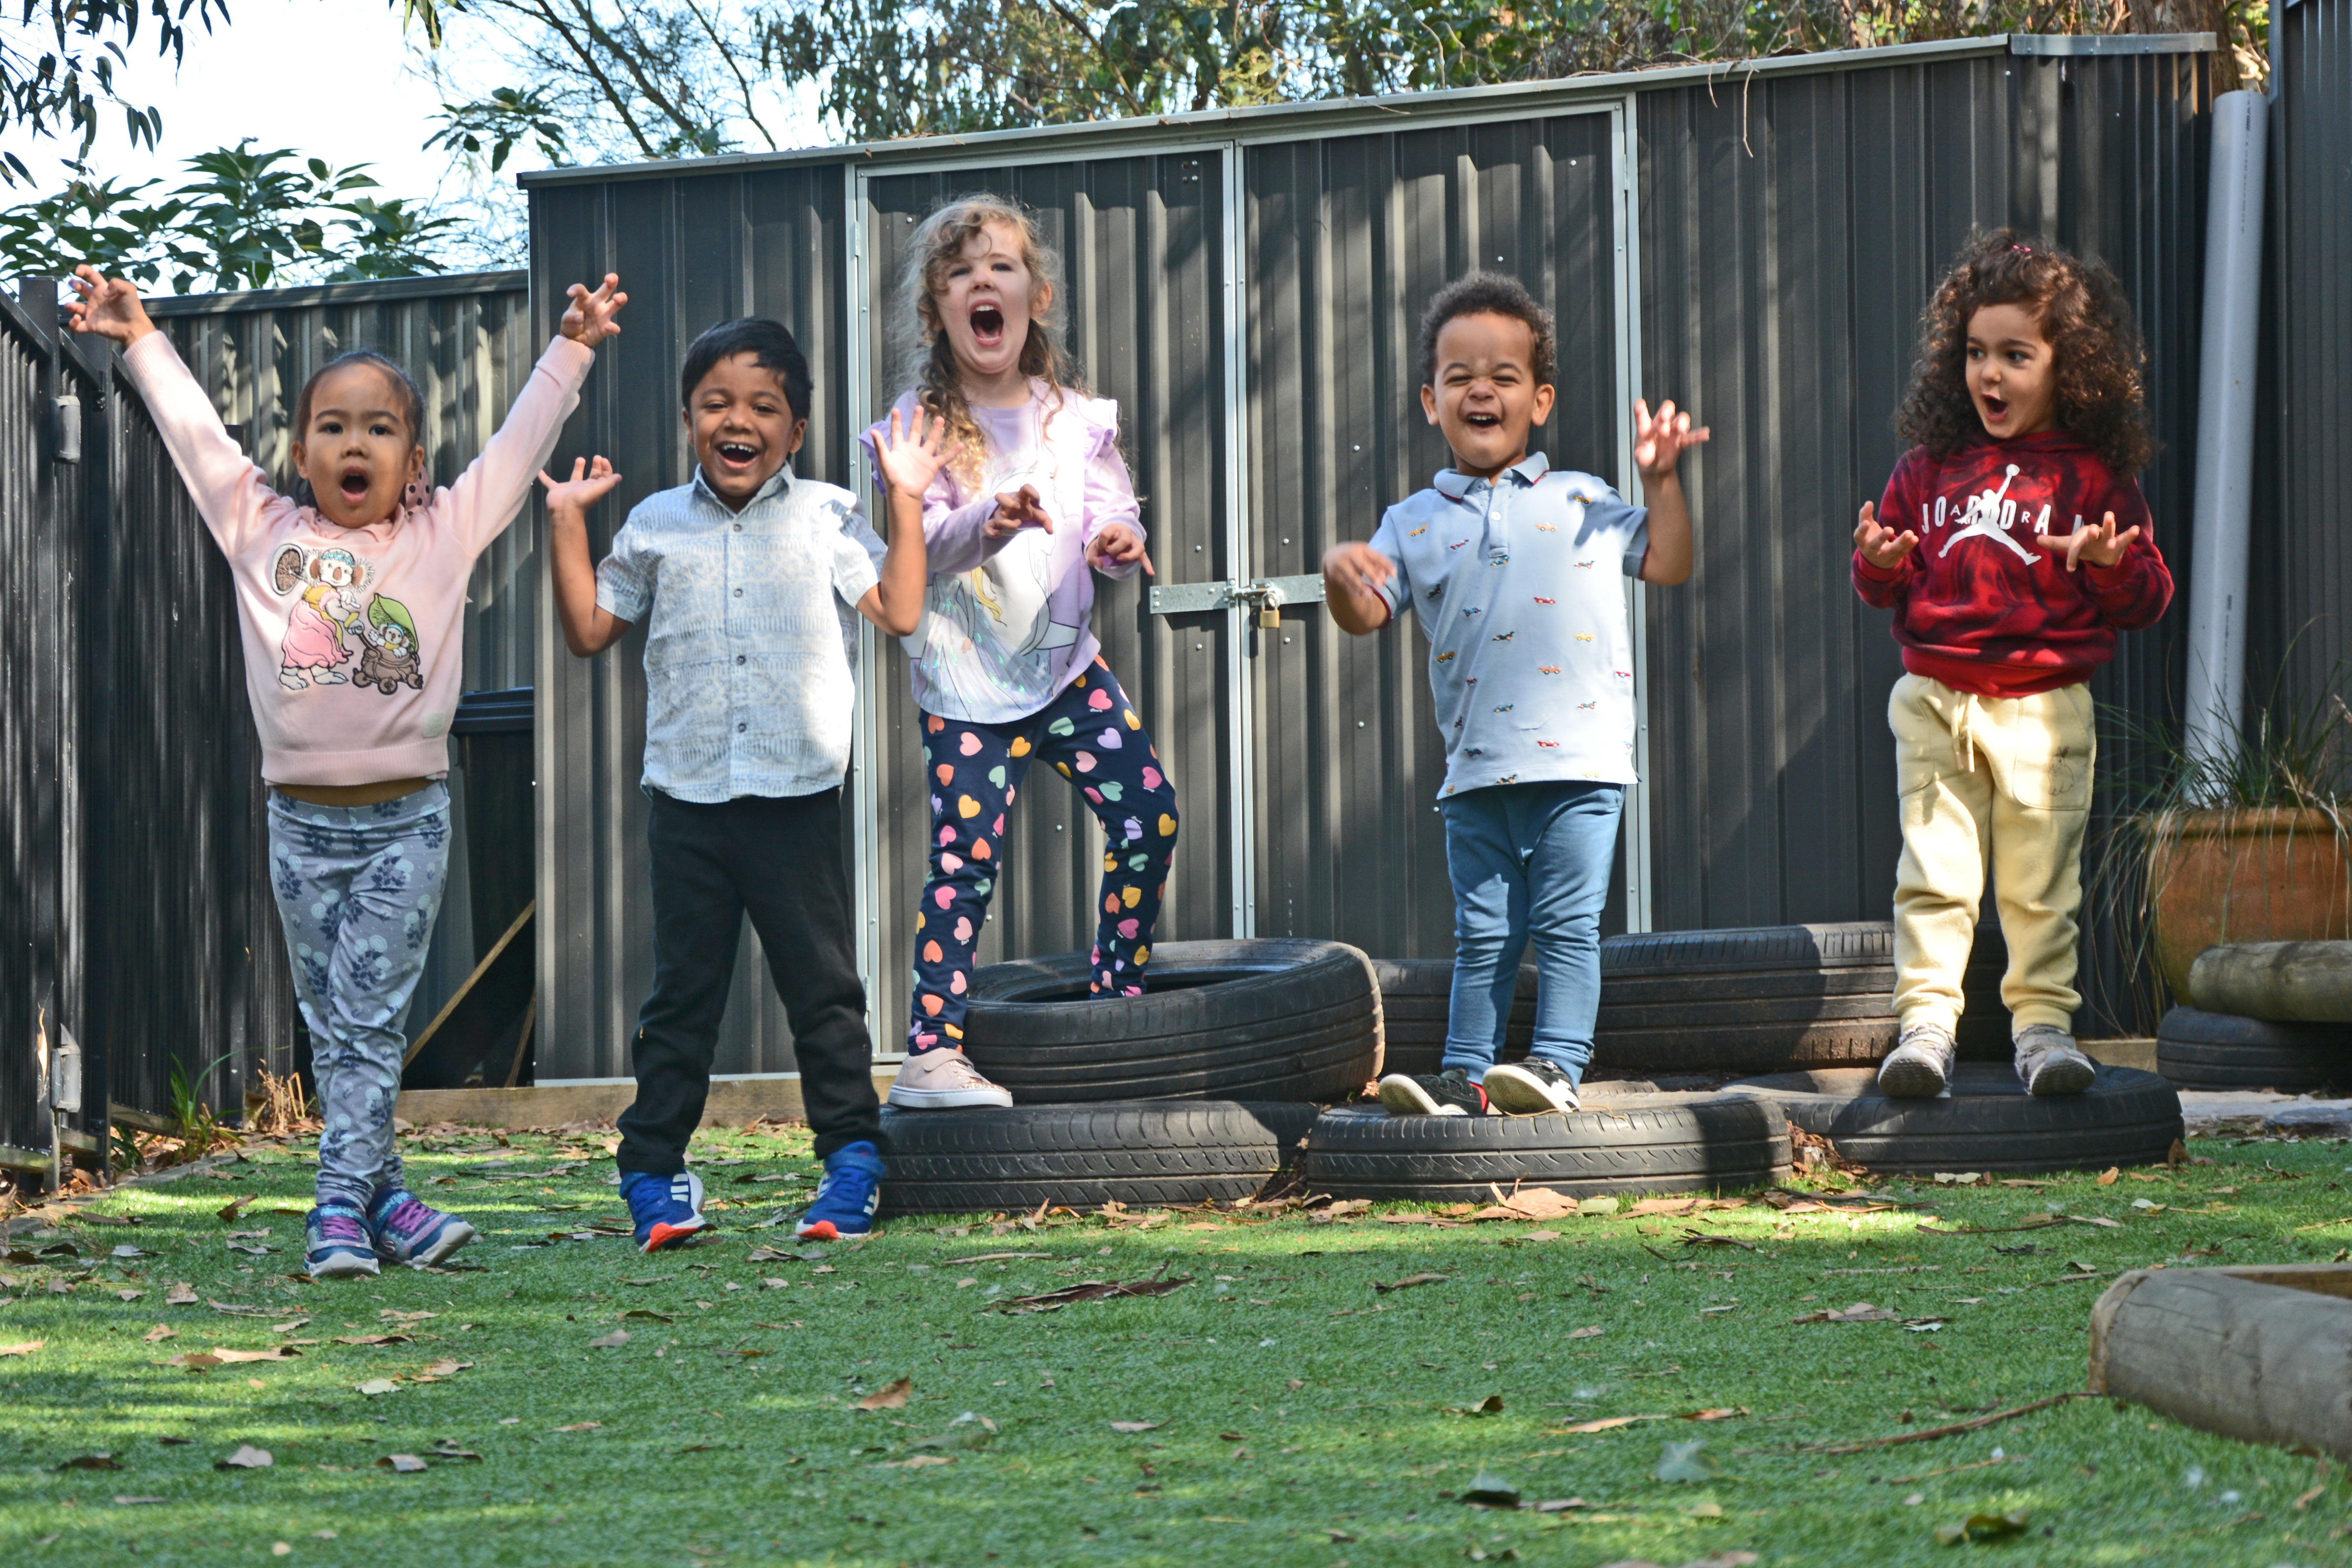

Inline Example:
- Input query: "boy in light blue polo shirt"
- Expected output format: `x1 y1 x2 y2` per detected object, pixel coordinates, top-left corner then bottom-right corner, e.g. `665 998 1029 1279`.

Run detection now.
1322 273 1709 1117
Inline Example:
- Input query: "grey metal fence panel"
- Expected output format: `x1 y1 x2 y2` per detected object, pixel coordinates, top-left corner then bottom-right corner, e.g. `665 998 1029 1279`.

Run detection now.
1637 47 2208 1030
85 353 299 1121
528 168 850 1081
0 284 86 1162
1244 112 1630 959
859 153 1233 1055
2257 0 2352 710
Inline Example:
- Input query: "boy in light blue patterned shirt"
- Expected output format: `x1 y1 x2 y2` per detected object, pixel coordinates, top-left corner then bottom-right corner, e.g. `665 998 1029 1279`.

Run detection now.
1323 273 1709 1119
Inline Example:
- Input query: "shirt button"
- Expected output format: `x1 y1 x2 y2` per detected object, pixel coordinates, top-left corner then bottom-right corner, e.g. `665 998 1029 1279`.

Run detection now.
734 587 743 597
733 523 742 531
737 722 747 733
736 654 745 665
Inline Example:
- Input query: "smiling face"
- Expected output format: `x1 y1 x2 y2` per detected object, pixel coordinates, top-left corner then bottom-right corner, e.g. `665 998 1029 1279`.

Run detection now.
686 352 806 512
934 220 1048 405
291 363 425 529
1965 301 2059 440
1421 312 1557 478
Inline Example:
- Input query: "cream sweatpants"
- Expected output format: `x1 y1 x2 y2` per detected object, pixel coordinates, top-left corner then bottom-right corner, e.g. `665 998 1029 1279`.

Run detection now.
1889 673 2095 1037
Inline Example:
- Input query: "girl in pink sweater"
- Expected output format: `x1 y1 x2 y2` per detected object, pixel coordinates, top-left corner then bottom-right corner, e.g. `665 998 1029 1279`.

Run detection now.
69 265 623 1277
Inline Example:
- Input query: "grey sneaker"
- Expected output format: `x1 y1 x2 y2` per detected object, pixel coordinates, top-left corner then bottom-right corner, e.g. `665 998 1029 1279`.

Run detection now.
1877 1023 1957 1099
2015 1025 2097 1096
1483 1059 1582 1116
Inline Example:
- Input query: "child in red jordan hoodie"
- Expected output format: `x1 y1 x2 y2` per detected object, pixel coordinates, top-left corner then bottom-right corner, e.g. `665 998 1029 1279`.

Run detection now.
1852 230 2173 1101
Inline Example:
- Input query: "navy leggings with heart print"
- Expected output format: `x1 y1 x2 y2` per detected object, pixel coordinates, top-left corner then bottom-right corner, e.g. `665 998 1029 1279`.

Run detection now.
907 658 1179 1052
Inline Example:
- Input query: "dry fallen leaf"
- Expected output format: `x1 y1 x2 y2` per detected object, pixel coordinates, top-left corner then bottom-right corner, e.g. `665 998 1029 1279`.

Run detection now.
332 1334 411 1347
0 1340 45 1357
218 1196 250 1222
553 1422 602 1433
164 1352 225 1371
1373 1273 1448 1294
1568 1325 1604 1340
207 1347 298 1364
376 1454 429 1473
356 1379 398 1396
1110 1420 1163 1433
165 1284 198 1306
2096 1167 2120 1186
216 1445 273 1470
142 1324 175 1344
418 1359 473 1378
111 1495 167 1506
587 1330 631 1350
855 1376 913 1411
58 1453 120 1470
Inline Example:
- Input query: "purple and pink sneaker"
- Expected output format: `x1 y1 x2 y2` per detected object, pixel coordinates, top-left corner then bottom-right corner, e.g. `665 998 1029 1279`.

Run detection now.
304 1203 381 1279
367 1188 477 1267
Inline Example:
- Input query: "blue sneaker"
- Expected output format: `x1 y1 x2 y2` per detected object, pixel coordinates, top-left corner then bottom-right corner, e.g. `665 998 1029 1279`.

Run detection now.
797 1142 884 1240
304 1203 381 1279
621 1169 708 1252
367 1188 477 1267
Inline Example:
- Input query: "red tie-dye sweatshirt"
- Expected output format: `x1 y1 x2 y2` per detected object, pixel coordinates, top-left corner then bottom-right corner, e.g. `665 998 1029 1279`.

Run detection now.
1851 429 2173 698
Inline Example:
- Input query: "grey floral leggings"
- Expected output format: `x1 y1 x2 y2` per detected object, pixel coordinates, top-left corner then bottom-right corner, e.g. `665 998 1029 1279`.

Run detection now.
267 783 449 1210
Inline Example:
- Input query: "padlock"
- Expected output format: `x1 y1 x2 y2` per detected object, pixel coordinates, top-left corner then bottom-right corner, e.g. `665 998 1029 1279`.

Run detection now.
1259 606 1281 630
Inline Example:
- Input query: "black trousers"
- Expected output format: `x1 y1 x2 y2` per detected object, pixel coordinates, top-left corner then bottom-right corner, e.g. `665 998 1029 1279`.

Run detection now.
616 787 881 1172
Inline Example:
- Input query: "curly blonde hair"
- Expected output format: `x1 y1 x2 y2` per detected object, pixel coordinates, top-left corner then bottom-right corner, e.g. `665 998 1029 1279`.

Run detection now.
1895 228 2155 479
894 193 1082 488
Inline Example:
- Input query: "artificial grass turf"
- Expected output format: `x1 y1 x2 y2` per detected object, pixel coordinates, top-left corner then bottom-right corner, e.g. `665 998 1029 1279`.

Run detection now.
4 1126 2352 1568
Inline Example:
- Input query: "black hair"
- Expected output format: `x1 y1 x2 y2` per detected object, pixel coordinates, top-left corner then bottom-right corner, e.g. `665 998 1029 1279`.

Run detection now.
289 349 426 507
1417 272 1558 391
680 318 814 426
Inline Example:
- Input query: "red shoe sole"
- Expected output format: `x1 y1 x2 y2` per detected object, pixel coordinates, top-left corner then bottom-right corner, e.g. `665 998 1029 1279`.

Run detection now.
642 1220 704 1252
796 1220 839 1242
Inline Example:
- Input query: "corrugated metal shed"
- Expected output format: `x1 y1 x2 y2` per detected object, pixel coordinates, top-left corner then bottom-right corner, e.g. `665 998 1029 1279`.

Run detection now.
2257 0 2352 711
524 32 2215 1080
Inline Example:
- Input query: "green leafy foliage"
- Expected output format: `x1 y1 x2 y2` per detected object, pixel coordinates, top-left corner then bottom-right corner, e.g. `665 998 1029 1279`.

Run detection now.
0 0 232 183
0 142 459 293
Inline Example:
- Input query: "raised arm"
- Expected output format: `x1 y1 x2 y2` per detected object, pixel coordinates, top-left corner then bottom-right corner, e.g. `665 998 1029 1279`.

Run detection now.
541 457 633 657
1632 396 1709 587
858 407 942 636
445 276 624 555
73 266 278 555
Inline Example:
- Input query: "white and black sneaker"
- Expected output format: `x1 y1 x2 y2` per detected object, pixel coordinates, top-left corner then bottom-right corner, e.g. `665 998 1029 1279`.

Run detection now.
1483 1059 1582 1116
1876 1023 1956 1099
1376 1068 1491 1117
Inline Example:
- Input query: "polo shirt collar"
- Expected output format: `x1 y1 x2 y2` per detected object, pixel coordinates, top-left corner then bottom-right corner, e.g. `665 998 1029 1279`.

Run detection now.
1433 450 1550 498
691 461 794 511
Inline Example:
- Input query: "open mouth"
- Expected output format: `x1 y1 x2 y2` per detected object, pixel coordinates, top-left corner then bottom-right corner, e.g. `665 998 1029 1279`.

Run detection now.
1463 410 1502 430
338 467 372 504
714 441 760 471
969 302 1005 349
1980 393 2010 421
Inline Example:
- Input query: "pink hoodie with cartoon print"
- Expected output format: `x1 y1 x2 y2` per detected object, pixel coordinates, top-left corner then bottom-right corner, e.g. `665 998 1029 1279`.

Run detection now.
121 330 593 785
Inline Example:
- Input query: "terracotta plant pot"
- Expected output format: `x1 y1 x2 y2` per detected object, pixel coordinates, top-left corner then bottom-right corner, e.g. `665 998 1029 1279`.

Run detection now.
2146 808 2352 1003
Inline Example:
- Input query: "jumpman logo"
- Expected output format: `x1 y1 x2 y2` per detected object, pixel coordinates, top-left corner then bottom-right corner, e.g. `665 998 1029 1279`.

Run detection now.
1939 465 2040 562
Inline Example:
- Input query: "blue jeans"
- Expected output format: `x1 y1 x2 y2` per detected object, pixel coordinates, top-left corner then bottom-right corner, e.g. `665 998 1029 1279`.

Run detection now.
1441 781 1624 1083
267 784 450 1211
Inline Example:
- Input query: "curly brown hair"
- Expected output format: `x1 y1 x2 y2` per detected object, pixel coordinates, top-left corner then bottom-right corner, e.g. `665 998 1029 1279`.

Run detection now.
1895 228 2155 479
894 192 1081 489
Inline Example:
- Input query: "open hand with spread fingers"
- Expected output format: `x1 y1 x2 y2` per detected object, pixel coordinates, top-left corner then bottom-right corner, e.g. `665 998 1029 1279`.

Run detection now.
539 456 624 517
561 274 629 347
986 483 1052 539
1853 501 1920 571
65 265 156 346
1633 396 1710 483
2036 510 2141 572
1084 523 1152 577
873 406 949 499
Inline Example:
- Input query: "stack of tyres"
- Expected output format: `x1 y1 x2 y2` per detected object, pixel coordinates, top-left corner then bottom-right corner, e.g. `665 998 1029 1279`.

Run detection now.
880 940 1375 1214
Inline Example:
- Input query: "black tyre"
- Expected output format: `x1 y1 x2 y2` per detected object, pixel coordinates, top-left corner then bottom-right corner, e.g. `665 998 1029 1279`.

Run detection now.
957 939 1381 1103
1730 1064 2182 1175
1298 1091 1790 1202
1371 959 1536 1079
2156 1006 2352 1092
1596 921 2010 1071
878 1100 1287 1214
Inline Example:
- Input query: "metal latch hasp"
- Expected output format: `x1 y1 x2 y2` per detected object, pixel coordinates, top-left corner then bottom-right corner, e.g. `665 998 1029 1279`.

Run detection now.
1149 573 1326 628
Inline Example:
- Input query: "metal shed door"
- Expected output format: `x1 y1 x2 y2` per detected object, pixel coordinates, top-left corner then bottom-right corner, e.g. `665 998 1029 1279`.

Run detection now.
1231 107 1646 956
853 151 1237 1054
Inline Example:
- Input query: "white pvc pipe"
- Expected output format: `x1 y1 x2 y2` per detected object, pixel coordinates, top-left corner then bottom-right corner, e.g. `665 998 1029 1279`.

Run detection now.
2183 90 2268 771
